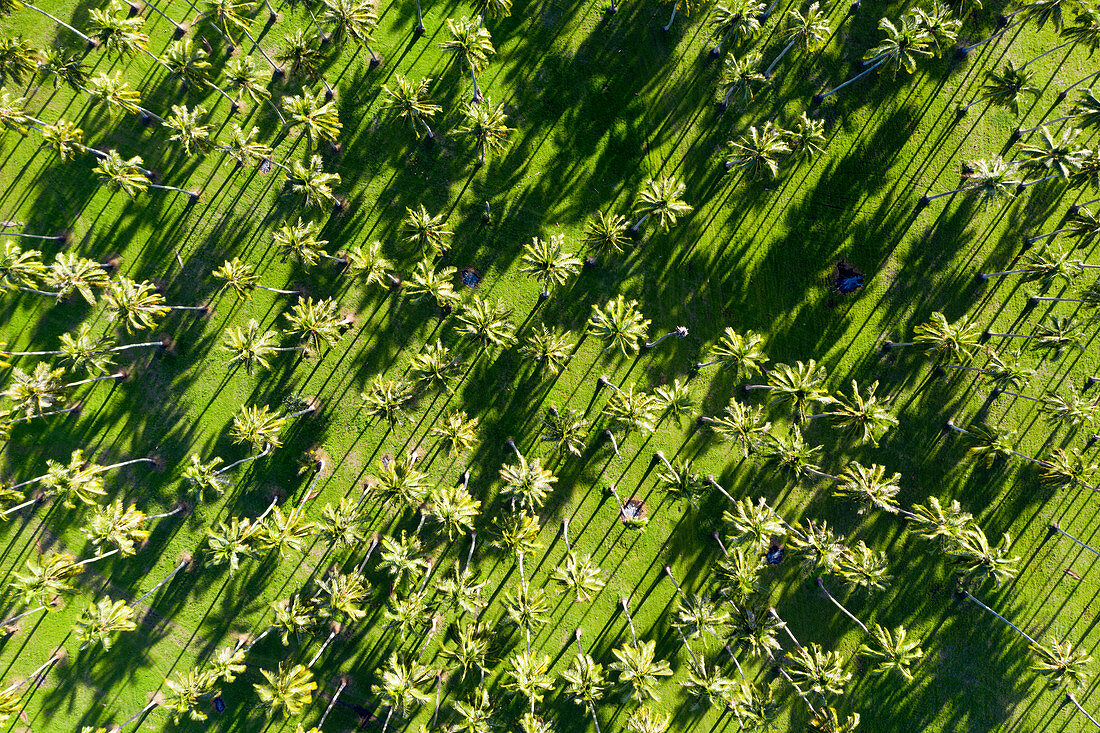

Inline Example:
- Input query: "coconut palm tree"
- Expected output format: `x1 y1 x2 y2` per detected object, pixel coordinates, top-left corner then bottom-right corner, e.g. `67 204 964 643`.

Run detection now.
666 566 730 640
406 260 458 308
1041 449 1097 491
284 89 342 149
500 440 557 511
378 530 431 588
161 40 236 108
951 526 1018 585
321 0 381 64
347 240 399 290
717 52 767 111
701 400 771 458
456 295 515 352
886 311 980 361
255 662 316 719
361 377 415 425
562 629 607 732
724 122 790 179
539 405 589 457
1019 127 1085 187
829 462 908 516
811 379 897 445
764 2 830 78
553 519 606 601
274 218 340 270
427 480 480 539
922 156 1021 205
587 296 650 354
214 259 298 299
277 28 329 87
402 204 453 257
287 154 341 209
383 75 441 139
521 233 582 298
373 654 434 733
88 2 149 58
223 319 304 374
162 667 216 723
958 60 1041 116
785 643 851 701
816 13 935 101
410 341 462 393
1030 636 1092 688
783 112 828 162
708 0 764 55
980 245 1080 285
83 500 155 555
697 327 768 376
631 177 692 232
225 56 280 119
85 72 145 118
987 315 1084 354
441 17 494 102
523 328 576 377
456 97 512 165
745 360 829 422
93 150 149 198
74 598 136 651
503 650 554 719
284 297 345 352
611 600 673 702
583 211 632 260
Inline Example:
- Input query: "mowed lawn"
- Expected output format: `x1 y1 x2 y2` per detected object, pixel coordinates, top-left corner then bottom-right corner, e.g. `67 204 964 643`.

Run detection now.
1 0 1099 729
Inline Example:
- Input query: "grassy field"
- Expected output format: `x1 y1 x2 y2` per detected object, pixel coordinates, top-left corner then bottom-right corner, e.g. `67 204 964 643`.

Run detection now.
1 0 1099 728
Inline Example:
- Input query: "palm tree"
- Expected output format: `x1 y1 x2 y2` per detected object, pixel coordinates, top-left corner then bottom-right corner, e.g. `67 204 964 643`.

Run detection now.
0 38 37 88
427 480 480 538
284 88 342 149
83 500 154 555
539 405 589 456
410 341 462 393
521 234 581 299
214 258 299 298
85 72 146 118
885 311 980 361
383 75 441 139
708 0 764 55
857 623 924 681
783 112 828 162
441 17 495 102
561 628 607 732
986 315 1084 355
587 295 650 354
785 642 851 701
93 150 149 198
74 598 136 651
957 61 1041 116
611 599 673 702
764 2 830 78
503 650 554 717
373 654 433 733
347 240 399 289
277 28 329 87
0 653 64 725
815 13 935 101
500 440 557 511
553 519 606 601
322 0 381 64
378 530 431 588
88 2 149 58
583 211 631 260
406 260 458 308
701 400 771 457
225 56 281 119
4 552 82 625
602 381 659 441
744 360 829 422
274 218 337 269
666 566 730 641
456 97 512 165
696 327 768 375
0 0 95 46
402 204 453 257
1018 127 1085 188
523 328 576 377
361 376 415 425
223 319 303 374
980 245 1079 284
921 156 1021 205
285 297 345 352
255 662 316 719
161 40 236 108
455 295 515 352
724 122 790 179
830 462 907 516
810 379 896 445
287 154 341 209
631 177 692 232
951 526 1019 585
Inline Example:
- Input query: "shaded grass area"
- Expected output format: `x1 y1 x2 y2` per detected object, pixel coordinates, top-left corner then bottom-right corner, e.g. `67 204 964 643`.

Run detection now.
1 0 1099 730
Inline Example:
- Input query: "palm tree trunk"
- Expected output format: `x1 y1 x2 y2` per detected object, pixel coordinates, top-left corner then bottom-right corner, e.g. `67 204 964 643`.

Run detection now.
286 405 316 419
66 372 125 388
241 27 283 74
604 430 621 459
703 475 736 503
629 212 650 232
695 358 722 368
1026 228 1071 244
958 19 1019 54
18 285 64 298
643 328 685 349
662 0 679 32
0 496 41 517
712 531 730 557
98 457 157 472
1029 296 1097 304
1061 70 1100 99
562 518 572 553
142 0 185 33
608 483 627 516
357 535 380 573
1051 521 1100 558
308 628 337 667
619 597 638 647
318 678 347 728
1068 693 1100 729
1017 115 1077 136
673 624 701 667
257 284 300 295
120 696 161 728
465 530 476 574
0 604 48 628
921 187 968 203
965 590 1040 644
111 340 166 352
817 57 887 101
958 92 995 114
0 653 60 696
257 496 279 523
134 559 189 603
4 405 79 424
995 389 1040 402
414 0 425 34
764 39 797 78
144 505 185 521
805 466 841 482
1019 174 1060 189
815 578 869 633
985 332 1032 339
75 548 121 568
148 183 196 196
381 706 395 733
216 443 273 475
469 66 482 103
0 231 64 241
980 269 1029 279
1020 39 1074 70
25 3 95 44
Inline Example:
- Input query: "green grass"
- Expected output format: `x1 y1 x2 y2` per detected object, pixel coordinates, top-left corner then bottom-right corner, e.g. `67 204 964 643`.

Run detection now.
0 0 1098 730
